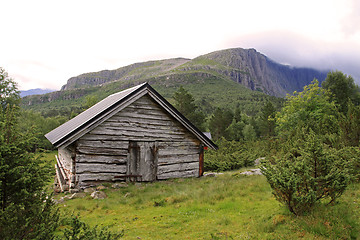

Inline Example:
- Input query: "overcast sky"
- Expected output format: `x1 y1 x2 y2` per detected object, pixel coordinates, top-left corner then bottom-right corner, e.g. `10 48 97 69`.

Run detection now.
1 0 360 90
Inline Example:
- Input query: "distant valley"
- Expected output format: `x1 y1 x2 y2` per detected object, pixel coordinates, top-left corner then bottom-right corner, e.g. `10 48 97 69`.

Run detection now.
20 88 55 97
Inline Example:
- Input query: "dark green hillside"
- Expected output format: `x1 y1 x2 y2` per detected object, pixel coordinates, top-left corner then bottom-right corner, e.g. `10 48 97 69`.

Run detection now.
22 71 282 117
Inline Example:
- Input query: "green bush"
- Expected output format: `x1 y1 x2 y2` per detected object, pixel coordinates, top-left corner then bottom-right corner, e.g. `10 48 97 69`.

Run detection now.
261 130 351 215
204 138 259 171
60 215 124 240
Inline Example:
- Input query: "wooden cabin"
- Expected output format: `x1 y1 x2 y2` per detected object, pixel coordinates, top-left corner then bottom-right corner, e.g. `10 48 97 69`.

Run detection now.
45 83 217 191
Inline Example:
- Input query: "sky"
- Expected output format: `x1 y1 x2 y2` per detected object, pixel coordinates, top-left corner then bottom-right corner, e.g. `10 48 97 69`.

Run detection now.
1 0 360 90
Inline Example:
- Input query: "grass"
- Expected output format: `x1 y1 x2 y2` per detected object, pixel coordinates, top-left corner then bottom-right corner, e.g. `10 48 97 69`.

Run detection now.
54 169 360 239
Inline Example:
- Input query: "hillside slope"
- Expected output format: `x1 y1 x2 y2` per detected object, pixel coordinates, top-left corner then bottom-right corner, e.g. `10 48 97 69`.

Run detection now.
60 48 327 97
22 48 327 116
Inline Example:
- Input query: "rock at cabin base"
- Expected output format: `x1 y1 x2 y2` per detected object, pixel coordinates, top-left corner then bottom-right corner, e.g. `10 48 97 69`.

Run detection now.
91 191 107 199
84 187 95 193
96 185 107 190
240 169 262 175
112 182 128 188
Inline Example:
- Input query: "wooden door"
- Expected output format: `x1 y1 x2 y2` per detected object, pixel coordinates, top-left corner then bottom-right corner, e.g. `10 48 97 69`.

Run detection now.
128 141 157 181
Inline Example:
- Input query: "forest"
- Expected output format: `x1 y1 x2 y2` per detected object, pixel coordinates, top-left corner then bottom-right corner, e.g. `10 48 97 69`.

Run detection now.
1 67 360 239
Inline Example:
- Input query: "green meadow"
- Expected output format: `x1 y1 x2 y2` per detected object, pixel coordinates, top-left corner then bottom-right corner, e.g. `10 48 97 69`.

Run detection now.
49 154 359 240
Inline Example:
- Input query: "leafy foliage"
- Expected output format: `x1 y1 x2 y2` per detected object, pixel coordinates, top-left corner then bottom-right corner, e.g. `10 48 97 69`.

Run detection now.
258 101 276 137
205 138 258 171
173 86 206 131
60 215 124 240
209 108 234 140
276 79 340 143
322 71 360 113
261 78 358 215
261 130 350 215
338 101 360 147
0 68 59 239
18 110 67 150
0 68 122 239
0 67 20 110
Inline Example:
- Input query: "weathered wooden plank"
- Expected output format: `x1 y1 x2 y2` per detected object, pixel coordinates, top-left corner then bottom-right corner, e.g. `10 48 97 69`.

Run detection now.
124 106 167 116
99 121 178 132
58 147 73 172
157 169 198 179
89 128 190 140
157 162 199 175
132 95 159 106
80 134 199 144
107 115 175 126
157 154 199 165
76 163 127 174
76 154 127 164
55 164 64 192
77 173 116 182
116 111 174 121
77 139 129 149
80 134 183 142
158 147 199 156
56 155 69 180
159 141 199 147
90 127 189 139
77 146 128 155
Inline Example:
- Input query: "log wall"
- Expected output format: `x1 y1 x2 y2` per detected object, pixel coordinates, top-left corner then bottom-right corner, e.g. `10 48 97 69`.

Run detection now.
74 94 201 187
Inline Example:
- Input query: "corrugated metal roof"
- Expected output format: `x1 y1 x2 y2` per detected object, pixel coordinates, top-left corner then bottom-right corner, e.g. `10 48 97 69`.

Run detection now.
45 83 147 146
45 82 218 150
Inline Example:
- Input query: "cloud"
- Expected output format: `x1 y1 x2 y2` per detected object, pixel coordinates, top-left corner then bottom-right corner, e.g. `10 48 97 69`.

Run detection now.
342 0 360 36
227 30 360 83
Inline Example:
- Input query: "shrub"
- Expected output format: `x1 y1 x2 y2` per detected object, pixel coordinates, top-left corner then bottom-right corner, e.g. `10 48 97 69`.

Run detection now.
60 215 124 240
260 130 351 215
204 138 259 172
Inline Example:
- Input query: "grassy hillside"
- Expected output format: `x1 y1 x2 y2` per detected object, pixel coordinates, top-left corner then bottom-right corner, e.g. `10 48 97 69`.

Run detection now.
22 71 283 118
55 169 360 239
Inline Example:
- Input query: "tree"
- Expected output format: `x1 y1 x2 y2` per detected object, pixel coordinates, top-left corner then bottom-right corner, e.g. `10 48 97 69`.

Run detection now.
225 119 244 141
0 68 59 239
0 67 20 111
242 124 256 141
322 71 360 113
276 79 340 143
261 129 350 215
258 101 276 137
173 86 206 131
209 108 234 140
84 95 99 109
262 80 353 215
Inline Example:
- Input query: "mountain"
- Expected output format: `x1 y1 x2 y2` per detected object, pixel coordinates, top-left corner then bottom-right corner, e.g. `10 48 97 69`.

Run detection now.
21 48 328 116
60 48 328 97
20 88 55 97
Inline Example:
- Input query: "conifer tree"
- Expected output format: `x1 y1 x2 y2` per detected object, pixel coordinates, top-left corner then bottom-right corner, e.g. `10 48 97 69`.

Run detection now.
0 68 59 239
173 86 206 131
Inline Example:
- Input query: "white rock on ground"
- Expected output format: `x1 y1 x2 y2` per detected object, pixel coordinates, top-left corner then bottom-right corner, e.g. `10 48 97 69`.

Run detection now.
240 169 262 175
91 191 107 199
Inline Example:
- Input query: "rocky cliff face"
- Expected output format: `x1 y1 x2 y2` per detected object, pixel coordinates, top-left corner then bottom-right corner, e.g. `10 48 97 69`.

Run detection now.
61 58 190 90
187 48 327 96
57 48 327 97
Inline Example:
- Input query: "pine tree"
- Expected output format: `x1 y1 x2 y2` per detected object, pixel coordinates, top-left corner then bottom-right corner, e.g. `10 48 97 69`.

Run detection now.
173 86 206 131
0 68 59 239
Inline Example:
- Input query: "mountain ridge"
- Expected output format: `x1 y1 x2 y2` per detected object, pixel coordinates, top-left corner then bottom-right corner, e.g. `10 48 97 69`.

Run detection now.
22 47 328 117
59 48 327 97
